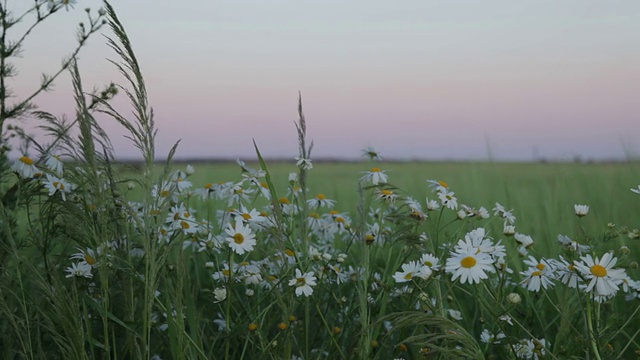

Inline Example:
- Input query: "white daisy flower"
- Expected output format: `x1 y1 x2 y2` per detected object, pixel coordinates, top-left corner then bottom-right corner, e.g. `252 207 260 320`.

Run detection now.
630 185 640 195
225 218 257 255
13 155 38 178
43 174 75 201
288 269 317 297
553 256 582 288
520 267 555 292
419 253 440 271
360 167 388 185
437 189 458 210
574 252 627 298
65 262 93 279
45 154 64 175
574 204 589 217
393 261 432 283
557 234 590 254
425 198 440 211
445 251 495 284
426 179 449 193
493 202 516 225
448 309 463 320
514 233 534 248
213 288 227 303
307 193 336 209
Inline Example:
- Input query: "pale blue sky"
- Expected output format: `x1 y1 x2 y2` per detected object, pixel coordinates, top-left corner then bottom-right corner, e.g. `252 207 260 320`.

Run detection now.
11 0 640 160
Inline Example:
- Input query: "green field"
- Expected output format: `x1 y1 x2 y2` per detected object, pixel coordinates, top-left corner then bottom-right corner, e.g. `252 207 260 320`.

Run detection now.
166 160 640 256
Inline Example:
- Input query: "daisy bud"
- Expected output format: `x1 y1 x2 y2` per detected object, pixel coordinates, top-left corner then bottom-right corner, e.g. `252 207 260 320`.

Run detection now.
456 210 467 220
213 288 227 303
322 253 332 261
186 164 195 175
619 246 630 256
574 204 589 217
419 292 429 302
507 293 522 304
630 261 638 270
503 225 516 236
245 289 255 297
127 182 135 190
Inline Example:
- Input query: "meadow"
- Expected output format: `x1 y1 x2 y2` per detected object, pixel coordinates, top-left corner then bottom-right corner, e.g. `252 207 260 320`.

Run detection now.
1 1 640 359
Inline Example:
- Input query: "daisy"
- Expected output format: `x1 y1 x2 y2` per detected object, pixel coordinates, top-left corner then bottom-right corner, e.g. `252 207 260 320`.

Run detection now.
377 189 398 203
393 261 432 283
480 329 506 344
307 193 336 209
574 204 589 217
437 189 458 210
557 234 590 254
493 202 516 225
425 198 440 211
45 154 64 175
70 247 98 267
514 233 534 248
213 288 227 303
43 174 74 201
574 252 627 298
553 256 582 288
225 218 257 255
360 167 388 185
362 146 382 160
65 262 93 279
631 185 640 195
233 206 266 224
419 253 440 271
288 269 317 297
426 179 449 193
445 251 495 284
448 309 463 320
520 267 555 292
13 155 38 178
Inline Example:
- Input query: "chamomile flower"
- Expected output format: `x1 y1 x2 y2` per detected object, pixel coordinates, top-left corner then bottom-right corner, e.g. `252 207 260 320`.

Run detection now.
377 189 398 203
65 262 93 279
393 261 432 283
360 167 388 185
553 256 582 288
213 288 227 303
419 253 440 271
520 267 555 292
574 204 589 217
307 193 336 209
288 269 317 297
425 198 440 211
437 189 458 210
480 329 506 344
362 146 382 160
493 202 516 225
445 251 494 284
13 155 38 178
631 185 640 194
225 219 257 255
45 154 64 175
426 179 449 193
233 206 266 224
514 233 534 248
43 175 74 201
70 247 98 267
574 252 627 298
557 234 590 254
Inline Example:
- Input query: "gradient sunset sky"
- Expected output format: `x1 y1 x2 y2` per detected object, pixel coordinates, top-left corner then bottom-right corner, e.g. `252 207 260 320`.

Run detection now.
12 0 640 161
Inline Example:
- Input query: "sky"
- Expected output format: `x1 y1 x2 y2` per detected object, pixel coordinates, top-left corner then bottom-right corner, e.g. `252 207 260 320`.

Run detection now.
9 0 640 161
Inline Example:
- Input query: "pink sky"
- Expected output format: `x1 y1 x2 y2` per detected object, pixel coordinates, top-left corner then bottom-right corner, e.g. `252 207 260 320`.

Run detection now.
9 0 640 161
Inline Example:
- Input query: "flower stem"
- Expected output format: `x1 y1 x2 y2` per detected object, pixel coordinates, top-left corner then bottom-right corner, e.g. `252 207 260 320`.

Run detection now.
586 299 602 360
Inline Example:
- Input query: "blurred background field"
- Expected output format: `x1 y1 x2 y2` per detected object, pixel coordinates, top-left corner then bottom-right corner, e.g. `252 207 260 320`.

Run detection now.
124 160 640 257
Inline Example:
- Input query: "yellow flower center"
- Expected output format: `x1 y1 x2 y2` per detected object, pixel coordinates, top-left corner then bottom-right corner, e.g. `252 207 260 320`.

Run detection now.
84 254 96 265
234 233 244 244
296 277 306 286
204 183 213 189
532 271 542 276
260 182 269 189
19 156 34 165
223 269 231 276
335 217 345 223
180 221 190 229
536 263 545 271
242 213 252 220
404 272 413 280
316 194 326 200
460 256 477 268
568 264 575 271
329 210 339 215
381 190 393 196
234 188 243 194
591 264 607 277
438 180 448 188
278 322 288 330
424 261 433 267
279 197 290 205
160 190 171 197
248 323 258 331
371 167 381 172
53 181 65 190
285 249 295 257
309 212 320 219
